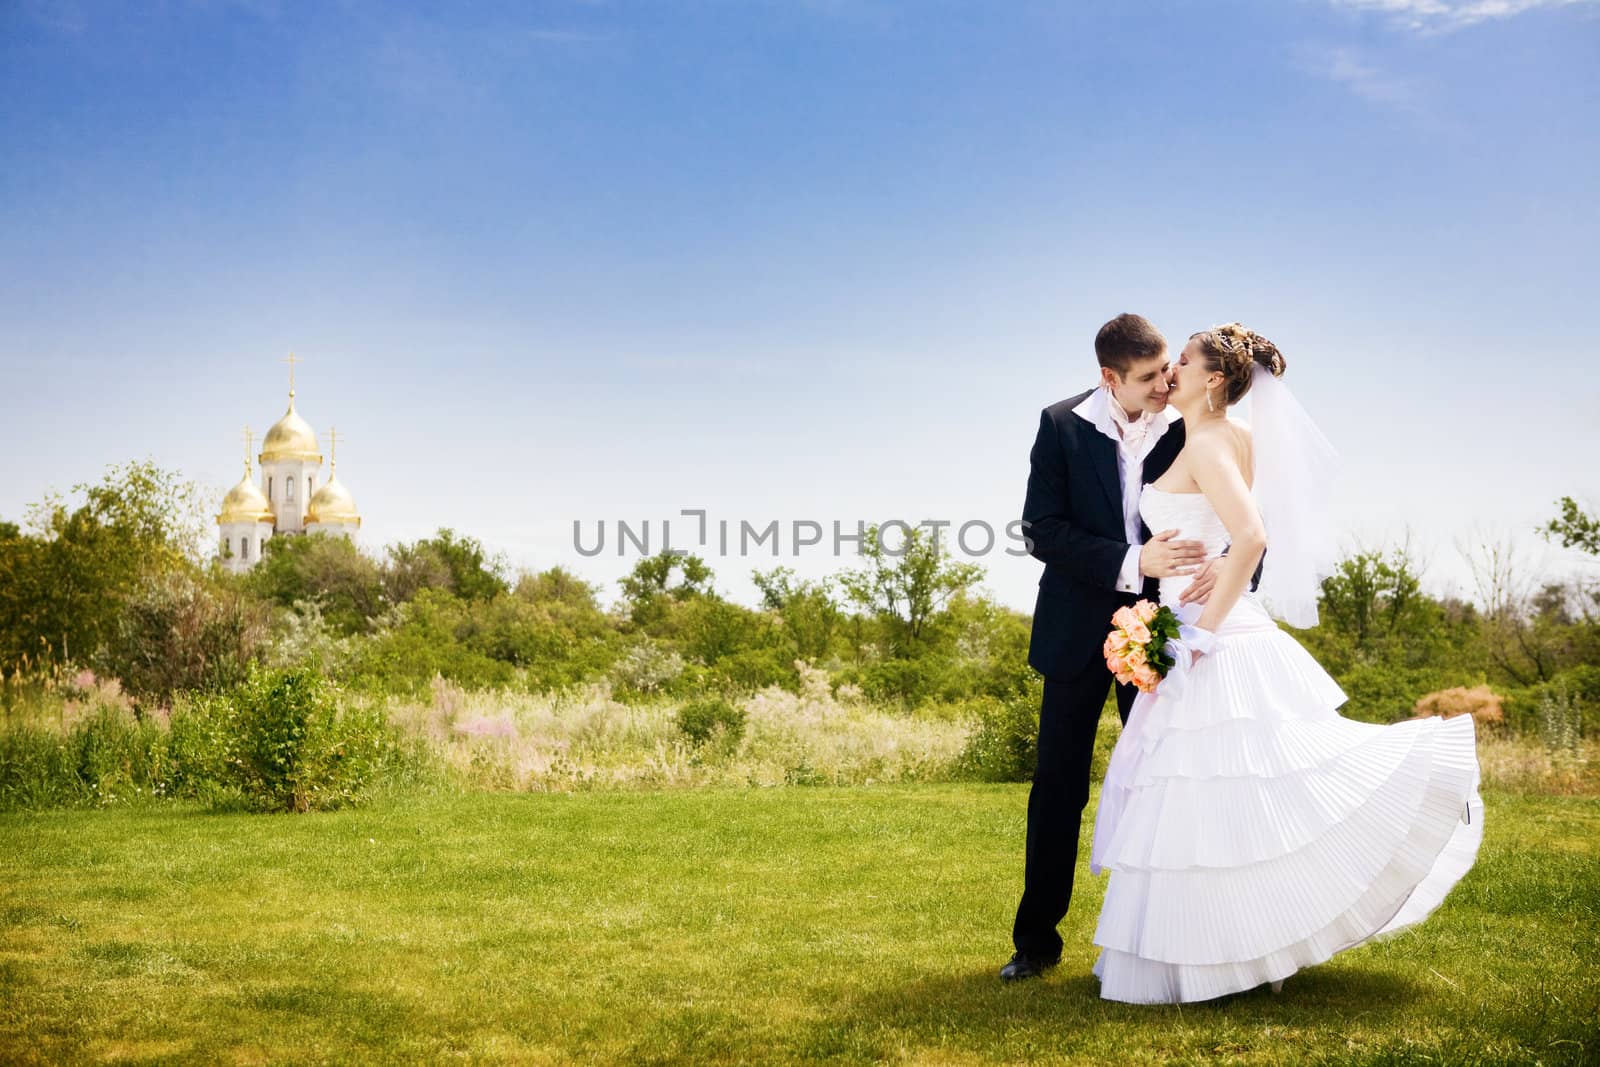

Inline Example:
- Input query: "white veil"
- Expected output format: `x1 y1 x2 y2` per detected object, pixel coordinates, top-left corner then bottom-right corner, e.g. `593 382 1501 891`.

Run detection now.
1248 363 1340 628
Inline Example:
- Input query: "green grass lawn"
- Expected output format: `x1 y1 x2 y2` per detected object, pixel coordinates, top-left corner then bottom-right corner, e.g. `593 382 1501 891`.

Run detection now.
3 784 1597 1065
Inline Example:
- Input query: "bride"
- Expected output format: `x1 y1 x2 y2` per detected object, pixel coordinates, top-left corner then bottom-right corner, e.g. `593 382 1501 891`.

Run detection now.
1089 323 1483 1004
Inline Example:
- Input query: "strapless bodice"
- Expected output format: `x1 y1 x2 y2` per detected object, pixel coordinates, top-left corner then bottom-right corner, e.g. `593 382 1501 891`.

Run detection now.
1139 485 1267 624
1139 486 1231 558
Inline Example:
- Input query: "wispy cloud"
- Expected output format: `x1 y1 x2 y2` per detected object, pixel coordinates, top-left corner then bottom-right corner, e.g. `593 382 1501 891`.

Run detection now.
1329 0 1598 33
1297 44 1426 116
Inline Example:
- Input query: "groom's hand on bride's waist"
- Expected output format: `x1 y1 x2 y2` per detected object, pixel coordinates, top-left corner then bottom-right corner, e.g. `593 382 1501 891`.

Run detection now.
1140 529 1206 579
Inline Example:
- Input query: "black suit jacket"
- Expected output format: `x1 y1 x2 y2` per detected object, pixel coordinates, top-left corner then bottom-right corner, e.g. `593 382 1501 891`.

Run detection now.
1023 389 1185 680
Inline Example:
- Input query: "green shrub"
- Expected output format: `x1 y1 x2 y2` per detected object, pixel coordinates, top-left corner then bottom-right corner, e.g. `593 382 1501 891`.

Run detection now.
1332 662 1459 724
100 570 270 705
703 647 798 694
168 667 397 812
855 658 943 707
456 590 620 692
675 698 747 749
166 691 245 806
74 705 171 804
1503 665 1600 738
344 591 517 696
953 687 1041 783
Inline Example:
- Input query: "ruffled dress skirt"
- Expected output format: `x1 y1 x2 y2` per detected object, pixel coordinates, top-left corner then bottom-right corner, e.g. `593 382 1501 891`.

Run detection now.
1089 594 1483 1004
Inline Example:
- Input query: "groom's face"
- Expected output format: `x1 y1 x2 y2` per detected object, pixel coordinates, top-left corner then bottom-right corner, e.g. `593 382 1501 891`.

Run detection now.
1102 351 1171 416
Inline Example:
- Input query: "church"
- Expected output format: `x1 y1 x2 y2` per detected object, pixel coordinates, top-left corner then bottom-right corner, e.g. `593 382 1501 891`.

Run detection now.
217 357 362 573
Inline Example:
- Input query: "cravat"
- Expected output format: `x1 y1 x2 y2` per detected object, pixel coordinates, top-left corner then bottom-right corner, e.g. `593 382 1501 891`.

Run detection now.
1106 390 1154 454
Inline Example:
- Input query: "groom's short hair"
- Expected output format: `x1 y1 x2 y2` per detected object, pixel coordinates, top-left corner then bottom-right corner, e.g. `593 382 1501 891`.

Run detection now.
1095 314 1167 378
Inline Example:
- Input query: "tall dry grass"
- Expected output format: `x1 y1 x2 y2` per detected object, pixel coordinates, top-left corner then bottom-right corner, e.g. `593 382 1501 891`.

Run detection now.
375 664 971 792
1476 733 1598 795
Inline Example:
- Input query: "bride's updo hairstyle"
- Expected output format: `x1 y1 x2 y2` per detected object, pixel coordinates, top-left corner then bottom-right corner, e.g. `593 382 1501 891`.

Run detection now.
1189 322 1287 406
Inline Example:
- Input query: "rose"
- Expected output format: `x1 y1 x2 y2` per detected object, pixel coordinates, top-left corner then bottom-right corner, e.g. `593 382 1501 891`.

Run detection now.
1126 618 1152 645
1112 606 1138 630
1125 644 1147 668
1105 630 1130 654
1132 664 1160 692
1134 600 1159 624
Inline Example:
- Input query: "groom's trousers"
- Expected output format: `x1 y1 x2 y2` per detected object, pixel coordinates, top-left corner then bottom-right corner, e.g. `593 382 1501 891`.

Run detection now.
1011 665 1138 962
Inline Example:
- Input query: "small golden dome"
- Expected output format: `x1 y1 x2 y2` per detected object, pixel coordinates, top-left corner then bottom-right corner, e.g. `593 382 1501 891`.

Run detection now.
306 474 361 527
218 474 273 525
259 396 322 463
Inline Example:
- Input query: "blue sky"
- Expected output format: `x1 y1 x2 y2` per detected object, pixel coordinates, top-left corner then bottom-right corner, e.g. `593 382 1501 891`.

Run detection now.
3 0 1597 610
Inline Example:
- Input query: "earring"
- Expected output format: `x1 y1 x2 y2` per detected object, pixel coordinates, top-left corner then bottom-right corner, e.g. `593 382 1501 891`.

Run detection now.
1206 387 1215 413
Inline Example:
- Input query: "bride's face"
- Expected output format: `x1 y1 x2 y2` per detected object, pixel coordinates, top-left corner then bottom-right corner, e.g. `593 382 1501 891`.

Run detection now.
1168 340 1223 409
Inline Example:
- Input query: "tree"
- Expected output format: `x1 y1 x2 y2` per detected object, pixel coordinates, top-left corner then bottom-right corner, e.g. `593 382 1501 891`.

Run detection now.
751 566 842 662
0 461 207 671
1461 535 1574 686
514 566 601 611
1541 496 1600 556
619 551 715 629
247 534 386 635
102 570 271 704
1317 542 1427 653
385 528 508 604
837 524 984 650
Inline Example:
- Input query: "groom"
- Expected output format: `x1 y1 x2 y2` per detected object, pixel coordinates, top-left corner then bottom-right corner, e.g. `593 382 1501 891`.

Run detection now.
1001 313 1219 982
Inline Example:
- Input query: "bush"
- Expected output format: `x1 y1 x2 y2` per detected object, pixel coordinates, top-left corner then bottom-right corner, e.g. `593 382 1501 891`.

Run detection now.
1411 685 1505 732
262 599 355 676
953 687 1041 783
100 569 270 705
170 667 396 812
345 591 517 696
1499 664 1600 738
457 588 620 691
1333 662 1460 724
704 646 798 694
167 691 242 805
854 657 944 707
609 643 687 699
675 698 747 749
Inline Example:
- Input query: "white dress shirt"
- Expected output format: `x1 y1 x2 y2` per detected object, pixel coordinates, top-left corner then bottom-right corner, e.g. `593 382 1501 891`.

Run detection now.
1072 387 1176 594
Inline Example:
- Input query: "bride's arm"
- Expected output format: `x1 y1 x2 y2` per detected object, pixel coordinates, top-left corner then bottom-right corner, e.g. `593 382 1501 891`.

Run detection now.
1187 434 1267 636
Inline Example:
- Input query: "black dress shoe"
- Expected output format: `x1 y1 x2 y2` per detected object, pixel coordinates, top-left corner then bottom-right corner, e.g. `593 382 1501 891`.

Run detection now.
999 951 1059 982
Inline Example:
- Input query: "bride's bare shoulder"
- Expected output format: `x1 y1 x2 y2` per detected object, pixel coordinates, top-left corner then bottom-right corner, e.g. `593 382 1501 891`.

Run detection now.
1185 423 1252 477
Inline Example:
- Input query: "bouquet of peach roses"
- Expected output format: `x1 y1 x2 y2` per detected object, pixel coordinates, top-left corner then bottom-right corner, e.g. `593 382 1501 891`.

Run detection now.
1103 599 1184 694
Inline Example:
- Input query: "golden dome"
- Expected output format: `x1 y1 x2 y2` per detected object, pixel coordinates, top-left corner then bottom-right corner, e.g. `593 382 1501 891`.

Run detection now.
259 396 322 463
306 473 361 527
217 474 273 525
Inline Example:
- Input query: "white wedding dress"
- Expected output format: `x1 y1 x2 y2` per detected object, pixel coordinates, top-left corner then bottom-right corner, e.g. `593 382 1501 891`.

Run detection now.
1089 485 1484 1004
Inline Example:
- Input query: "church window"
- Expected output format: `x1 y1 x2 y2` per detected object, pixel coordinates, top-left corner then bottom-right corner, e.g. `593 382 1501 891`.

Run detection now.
267 477 273 501
241 537 249 561
307 476 312 499
286 478 295 502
